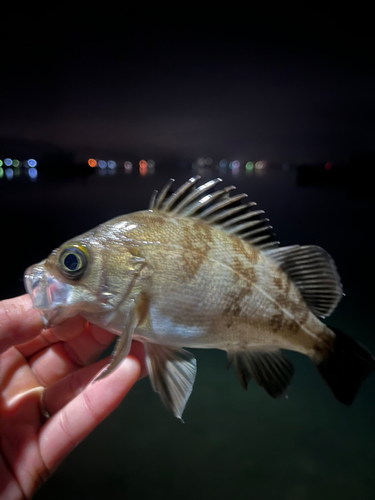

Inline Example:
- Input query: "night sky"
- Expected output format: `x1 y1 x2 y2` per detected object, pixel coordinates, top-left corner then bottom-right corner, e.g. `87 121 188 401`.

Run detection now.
1 6 374 165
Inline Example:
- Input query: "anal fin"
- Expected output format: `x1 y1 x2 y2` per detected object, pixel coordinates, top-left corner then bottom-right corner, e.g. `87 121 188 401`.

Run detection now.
145 343 197 421
227 350 294 398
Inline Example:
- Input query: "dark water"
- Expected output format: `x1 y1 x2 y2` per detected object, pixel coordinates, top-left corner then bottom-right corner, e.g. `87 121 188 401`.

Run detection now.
1 166 375 499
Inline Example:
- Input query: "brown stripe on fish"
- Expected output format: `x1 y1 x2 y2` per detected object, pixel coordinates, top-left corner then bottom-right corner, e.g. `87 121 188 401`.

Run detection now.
179 219 214 282
223 287 250 318
230 236 260 266
231 256 258 292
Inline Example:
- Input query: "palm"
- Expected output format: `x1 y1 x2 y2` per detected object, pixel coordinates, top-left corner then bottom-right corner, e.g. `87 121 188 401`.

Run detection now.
0 295 144 500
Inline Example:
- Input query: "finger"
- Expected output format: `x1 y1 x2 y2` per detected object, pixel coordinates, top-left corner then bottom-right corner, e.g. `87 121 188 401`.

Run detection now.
0 347 41 404
0 295 44 354
43 357 111 415
28 324 116 387
39 355 141 473
16 316 88 358
43 341 147 415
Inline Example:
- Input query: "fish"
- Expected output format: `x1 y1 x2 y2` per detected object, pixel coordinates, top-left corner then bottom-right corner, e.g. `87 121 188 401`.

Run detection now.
24 176 375 420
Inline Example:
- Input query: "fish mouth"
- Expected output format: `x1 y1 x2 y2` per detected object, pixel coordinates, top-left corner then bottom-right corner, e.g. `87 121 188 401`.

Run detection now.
24 262 74 328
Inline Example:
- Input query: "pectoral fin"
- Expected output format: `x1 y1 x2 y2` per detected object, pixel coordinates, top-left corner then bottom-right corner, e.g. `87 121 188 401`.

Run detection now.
227 350 294 398
94 303 140 382
145 343 197 421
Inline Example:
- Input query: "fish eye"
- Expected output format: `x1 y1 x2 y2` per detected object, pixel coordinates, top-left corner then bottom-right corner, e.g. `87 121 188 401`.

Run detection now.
58 246 88 279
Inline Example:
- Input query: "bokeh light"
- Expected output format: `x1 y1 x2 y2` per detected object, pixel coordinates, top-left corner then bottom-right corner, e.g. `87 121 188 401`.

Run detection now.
4 158 12 167
12 159 20 167
124 161 133 172
205 157 213 166
28 168 38 179
139 159 147 176
108 160 116 169
88 158 97 167
232 160 240 169
147 159 155 169
255 161 266 170
325 162 332 170
98 160 107 169
5 168 13 180
0 167 3 179
0 160 3 167
246 161 254 171
197 157 205 167
28 158 37 167
219 159 227 168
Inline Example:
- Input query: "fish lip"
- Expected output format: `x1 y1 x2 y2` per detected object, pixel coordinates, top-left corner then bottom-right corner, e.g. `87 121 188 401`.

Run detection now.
24 263 73 328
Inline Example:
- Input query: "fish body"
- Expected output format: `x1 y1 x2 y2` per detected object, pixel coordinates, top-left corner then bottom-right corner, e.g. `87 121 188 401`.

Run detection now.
24 177 375 418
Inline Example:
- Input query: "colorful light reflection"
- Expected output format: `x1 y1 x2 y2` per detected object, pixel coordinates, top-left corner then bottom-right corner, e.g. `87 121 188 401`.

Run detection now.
28 167 38 179
124 161 133 172
139 159 147 176
5 168 13 180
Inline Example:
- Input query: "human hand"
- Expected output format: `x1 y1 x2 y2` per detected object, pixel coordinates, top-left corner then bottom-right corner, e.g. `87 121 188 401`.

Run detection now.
0 294 145 500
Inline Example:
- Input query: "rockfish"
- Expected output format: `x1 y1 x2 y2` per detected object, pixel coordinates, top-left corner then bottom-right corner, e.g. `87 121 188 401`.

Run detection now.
24 177 375 419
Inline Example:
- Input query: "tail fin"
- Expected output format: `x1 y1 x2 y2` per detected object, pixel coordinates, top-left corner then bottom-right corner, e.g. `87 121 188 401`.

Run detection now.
317 328 375 405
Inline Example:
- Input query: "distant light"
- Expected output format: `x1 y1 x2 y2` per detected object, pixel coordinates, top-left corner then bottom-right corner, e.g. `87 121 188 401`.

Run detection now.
27 158 37 167
5 167 13 180
28 167 38 179
147 159 155 169
139 159 147 177
0 167 3 179
124 161 133 172
219 159 227 168
255 161 266 170
246 161 254 171
205 157 213 166
108 160 116 169
4 158 12 167
98 160 107 169
232 160 240 169
325 162 332 170
88 158 97 168
12 159 20 167
197 157 205 167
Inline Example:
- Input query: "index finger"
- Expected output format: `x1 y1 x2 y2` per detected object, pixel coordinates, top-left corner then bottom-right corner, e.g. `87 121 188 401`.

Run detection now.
0 295 44 354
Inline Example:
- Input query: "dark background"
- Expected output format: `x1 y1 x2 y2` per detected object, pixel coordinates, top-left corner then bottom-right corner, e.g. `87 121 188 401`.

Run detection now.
1 5 374 165
1 5 375 500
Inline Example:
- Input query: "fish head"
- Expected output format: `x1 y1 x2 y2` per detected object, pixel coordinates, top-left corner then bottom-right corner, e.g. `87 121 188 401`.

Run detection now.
24 234 105 327
24 224 138 328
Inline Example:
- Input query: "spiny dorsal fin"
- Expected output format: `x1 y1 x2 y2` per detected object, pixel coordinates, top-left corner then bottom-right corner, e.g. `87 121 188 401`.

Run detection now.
149 177 279 250
265 245 343 318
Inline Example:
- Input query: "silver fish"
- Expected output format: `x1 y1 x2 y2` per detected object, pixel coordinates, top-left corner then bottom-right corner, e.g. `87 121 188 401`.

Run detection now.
24 176 375 419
